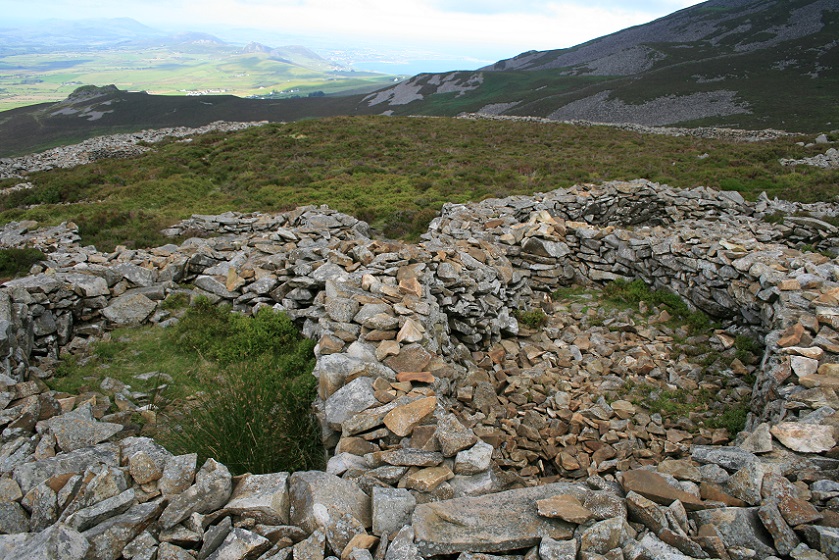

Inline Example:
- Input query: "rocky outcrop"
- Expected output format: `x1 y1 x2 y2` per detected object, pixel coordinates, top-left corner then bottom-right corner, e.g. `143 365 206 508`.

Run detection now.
2 180 839 558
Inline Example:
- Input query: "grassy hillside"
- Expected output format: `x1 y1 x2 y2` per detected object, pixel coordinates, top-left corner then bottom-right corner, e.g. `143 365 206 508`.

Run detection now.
1 116 836 251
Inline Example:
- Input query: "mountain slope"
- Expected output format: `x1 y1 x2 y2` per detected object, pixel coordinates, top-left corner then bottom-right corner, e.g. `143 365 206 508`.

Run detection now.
360 0 839 132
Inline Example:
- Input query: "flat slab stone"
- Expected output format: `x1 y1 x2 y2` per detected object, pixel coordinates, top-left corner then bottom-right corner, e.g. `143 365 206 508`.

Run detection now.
101 293 157 326
221 472 290 525
620 469 705 511
771 422 836 453
412 482 581 555
383 396 436 437
289 471 371 535
46 403 123 453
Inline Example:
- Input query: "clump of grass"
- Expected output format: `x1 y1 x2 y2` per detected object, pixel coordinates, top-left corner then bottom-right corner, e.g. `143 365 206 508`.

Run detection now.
734 334 762 365
0 247 46 279
707 397 750 436
159 291 190 311
162 299 322 474
515 308 548 329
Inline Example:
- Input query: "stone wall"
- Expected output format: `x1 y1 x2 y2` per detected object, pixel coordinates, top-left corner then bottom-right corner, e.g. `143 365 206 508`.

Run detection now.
3 181 839 558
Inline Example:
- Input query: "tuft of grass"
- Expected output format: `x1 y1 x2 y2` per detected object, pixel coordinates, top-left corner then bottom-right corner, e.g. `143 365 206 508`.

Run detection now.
734 334 762 365
515 308 548 329
706 397 750 436
0 247 46 280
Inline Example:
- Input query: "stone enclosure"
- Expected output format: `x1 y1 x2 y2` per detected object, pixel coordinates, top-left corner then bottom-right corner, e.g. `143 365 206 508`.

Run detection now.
3 179 839 558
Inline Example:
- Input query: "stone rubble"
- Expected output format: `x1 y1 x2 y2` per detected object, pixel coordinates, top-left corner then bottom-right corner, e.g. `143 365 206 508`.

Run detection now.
1 179 839 558
458 113 795 142
781 148 839 170
0 121 268 181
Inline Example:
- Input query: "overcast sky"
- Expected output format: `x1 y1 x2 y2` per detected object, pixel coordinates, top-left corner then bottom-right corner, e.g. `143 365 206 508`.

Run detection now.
5 0 707 59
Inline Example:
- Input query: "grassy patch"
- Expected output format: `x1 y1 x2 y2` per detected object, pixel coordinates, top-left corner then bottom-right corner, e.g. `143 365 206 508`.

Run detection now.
0 247 45 280
603 278 714 333
51 298 323 475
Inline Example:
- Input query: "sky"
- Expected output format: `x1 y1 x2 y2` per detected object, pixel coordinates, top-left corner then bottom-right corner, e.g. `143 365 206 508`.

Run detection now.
4 0 707 62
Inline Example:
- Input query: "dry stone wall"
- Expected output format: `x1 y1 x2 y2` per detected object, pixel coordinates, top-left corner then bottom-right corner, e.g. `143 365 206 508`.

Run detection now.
2 181 839 559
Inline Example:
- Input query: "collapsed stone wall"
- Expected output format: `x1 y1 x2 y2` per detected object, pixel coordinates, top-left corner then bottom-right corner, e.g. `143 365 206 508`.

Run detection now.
3 181 839 558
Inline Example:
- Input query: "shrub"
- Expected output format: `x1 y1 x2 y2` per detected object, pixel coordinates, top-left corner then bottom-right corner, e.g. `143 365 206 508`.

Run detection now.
0 247 46 279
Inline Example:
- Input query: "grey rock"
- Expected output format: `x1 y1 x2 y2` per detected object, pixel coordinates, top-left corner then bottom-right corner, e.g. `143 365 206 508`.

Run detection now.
123 530 158 559
385 526 422 560
113 263 156 287
449 470 499 498
222 472 290 525
325 377 378 430
579 517 633 554
758 501 800 556
206 527 272 560
198 517 232 560
13 443 120 494
413 483 580 556
632 533 697 560
538 536 577 560
372 487 416 537
159 458 232 529
454 441 494 475
159 453 197 496
725 462 779 506
380 448 444 467
62 273 110 298
289 471 371 535
194 275 238 298
690 507 775 557
293 529 326 560
101 293 157 326
22 482 58 532
83 501 163 560
435 414 478 457
158 542 194 560
65 488 136 532
46 402 123 452
313 503 366 556
326 298 361 323
0 501 29 533
691 445 757 471
11 523 90 560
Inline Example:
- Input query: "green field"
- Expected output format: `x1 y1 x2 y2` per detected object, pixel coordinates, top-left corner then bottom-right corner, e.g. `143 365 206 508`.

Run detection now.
0 45 395 111
1 116 836 251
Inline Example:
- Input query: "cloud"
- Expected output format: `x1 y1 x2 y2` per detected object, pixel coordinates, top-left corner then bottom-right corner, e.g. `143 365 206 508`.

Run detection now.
6 0 706 57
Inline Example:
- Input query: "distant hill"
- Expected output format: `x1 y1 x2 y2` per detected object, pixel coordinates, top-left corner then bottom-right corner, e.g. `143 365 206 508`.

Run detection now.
0 18 392 111
359 0 839 132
